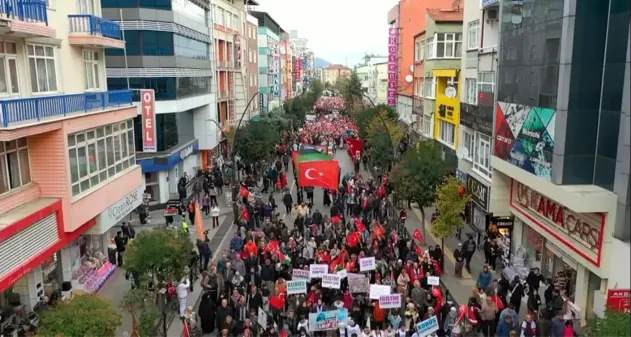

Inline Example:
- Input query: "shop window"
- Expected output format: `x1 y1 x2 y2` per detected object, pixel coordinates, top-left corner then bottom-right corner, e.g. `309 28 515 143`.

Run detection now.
0 138 31 195
522 225 544 269
68 120 136 197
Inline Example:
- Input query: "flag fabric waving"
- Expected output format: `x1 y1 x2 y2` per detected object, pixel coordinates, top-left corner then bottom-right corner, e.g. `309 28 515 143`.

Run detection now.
346 137 364 157
298 160 340 190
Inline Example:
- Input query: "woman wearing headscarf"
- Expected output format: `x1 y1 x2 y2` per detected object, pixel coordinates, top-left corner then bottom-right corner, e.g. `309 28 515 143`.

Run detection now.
198 291 217 334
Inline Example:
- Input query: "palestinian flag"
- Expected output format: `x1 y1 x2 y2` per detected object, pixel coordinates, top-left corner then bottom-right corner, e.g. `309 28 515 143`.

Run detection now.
279 251 291 265
293 151 332 168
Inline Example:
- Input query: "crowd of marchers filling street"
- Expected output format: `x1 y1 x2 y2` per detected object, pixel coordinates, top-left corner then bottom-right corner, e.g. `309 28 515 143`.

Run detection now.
172 113 577 337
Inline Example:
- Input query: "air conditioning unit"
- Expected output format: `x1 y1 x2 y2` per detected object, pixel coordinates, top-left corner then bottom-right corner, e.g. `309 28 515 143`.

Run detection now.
486 8 499 21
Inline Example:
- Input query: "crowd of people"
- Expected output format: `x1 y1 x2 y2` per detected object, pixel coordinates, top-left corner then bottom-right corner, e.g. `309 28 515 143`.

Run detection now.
175 115 581 337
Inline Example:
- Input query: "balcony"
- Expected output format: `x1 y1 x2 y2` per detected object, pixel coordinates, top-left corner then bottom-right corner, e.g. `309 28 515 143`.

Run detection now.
0 89 133 128
0 0 55 38
68 15 125 49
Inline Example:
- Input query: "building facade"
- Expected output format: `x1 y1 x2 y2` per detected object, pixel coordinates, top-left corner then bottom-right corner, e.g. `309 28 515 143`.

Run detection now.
374 62 389 105
246 13 260 120
250 11 283 113
455 0 499 243
322 64 351 86
102 0 215 201
490 0 630 322
280 36 293 102
0 0 143 308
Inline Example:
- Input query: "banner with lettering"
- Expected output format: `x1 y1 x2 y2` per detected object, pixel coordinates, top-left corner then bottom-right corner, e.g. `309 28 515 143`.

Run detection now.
293 269 310 280
348 276 370 293
308 309 349 331
359 257 376 271
378 294 402 309
310 264 328 278
287 280 307 295
322 274 341 289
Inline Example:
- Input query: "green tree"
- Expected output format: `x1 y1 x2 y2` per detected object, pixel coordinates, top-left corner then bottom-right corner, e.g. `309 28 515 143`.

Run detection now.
311 79 324 98
121 287 155 337
355 105 398 140
432 175 470 254
124 228 193 286
234 119 281 167
390 141 452 234
368 132 396 173
39 294 122 337
587 309 631 337
341 71 364 114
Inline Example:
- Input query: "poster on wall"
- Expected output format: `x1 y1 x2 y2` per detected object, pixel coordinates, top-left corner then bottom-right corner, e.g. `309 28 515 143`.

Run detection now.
494 102 555 180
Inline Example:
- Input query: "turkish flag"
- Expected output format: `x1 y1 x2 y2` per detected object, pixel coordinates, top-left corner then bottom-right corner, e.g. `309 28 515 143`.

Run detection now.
240 208 250 222
346 137 363 156
347 232 360 247
183 321 190 337
332 215 341 224
357 223 366 233
373 224 385 239
413 229 424 242
298 160 340 190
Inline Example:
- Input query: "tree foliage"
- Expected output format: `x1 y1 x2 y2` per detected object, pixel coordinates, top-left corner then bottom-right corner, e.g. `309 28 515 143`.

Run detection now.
39 294 122 337
284 80 323 128
587 309 631 337
390 141 452 226
234 119 281 166
368 131 396 173
121 287 154 336
340 71 364 114
124 228 193 285
432 176 470 239
355 105 398 140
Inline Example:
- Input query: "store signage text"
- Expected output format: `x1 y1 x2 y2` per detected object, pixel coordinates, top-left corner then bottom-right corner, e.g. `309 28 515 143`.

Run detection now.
467 175 489 211
180 145 194 160
512 181 602 254
607 289 630 312
141 89 157 153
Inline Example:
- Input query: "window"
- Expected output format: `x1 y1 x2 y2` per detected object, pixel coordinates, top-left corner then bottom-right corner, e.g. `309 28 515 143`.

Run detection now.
0 41 19 95
461 128 474 161
426 37 435 59
420 41 424 61
0 138 31 195
467 21 479 50
434 33 462 58
217 8 225 26
414 78 422 96
473 133 491 178
422 115 432 136
423 77 436 98
477 72 495 94
225 11 232 29
414 41 422 62
78 0 96 15
439 120 455 146
83 50 101 90
465 78 477 105
68 120 135 197
174 34 208 60
27 44 57 93
233 15 239 32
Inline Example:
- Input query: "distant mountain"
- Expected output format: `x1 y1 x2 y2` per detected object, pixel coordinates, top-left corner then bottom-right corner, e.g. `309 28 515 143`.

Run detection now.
314 57 330 68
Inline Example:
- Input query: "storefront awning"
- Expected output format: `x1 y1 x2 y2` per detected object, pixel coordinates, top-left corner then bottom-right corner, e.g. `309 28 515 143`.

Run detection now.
432 69 457 77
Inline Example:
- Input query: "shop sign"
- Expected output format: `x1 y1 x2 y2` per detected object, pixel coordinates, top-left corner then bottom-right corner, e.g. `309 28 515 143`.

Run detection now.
455 168 467 184
607 289 630 312
180 145 194 160
511 180 603 265
141 89 157 153
94 185 145 234
467 174 490 211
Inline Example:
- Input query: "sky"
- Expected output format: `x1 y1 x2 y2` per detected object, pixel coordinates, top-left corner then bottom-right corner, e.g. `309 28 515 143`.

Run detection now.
256 0 398 66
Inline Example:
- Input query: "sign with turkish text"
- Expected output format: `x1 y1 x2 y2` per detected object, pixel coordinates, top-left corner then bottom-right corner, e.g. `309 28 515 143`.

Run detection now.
258 307 267 329
427 276 440 286
348 276 370 293
387 27 398 107
416 316 439 337
359 256 376 271
369 284 391 300
378 294 402 309
607 289 630 312
321 274 341 289
95 185 145 234
308 309 348 331
510 180 604 266
287 280 307 295
292 269 310 280
467 174 490 211
141 89 157 152
309 264 328 278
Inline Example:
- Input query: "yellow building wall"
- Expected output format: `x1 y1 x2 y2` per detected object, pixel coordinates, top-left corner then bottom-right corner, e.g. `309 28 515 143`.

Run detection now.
433 73 461 148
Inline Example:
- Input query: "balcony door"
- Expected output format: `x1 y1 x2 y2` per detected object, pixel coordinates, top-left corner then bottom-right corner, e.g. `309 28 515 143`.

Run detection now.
78 0 97 15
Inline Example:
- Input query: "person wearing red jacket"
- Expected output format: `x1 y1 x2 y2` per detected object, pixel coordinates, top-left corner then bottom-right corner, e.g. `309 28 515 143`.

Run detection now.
409 261 424 285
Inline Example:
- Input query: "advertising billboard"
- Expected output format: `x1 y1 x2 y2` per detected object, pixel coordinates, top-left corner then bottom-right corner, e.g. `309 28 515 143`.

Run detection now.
141 89 157 152
387 27 399 107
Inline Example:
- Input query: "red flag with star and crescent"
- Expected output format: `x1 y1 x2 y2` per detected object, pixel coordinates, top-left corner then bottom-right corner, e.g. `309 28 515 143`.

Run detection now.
298 160 340 190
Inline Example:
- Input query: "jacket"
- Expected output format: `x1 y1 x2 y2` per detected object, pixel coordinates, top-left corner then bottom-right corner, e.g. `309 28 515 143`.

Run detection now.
477 270 493 289
176 279 190 299
550 316 566 337
496 320 517 337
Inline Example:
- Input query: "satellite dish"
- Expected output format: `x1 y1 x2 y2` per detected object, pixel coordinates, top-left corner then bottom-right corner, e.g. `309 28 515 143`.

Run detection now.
409 65 414 72
405 75 413 83
456 147 469 159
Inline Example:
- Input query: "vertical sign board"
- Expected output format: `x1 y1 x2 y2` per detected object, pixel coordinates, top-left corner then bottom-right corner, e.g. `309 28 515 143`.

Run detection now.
141 89 157 152
387 27 398 108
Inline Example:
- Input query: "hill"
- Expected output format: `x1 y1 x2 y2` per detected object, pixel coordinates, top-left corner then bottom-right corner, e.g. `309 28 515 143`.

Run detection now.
314 57 330 68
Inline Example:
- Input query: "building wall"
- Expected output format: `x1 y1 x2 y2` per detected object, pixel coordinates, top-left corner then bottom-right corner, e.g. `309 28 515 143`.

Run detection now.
246 16 259 116
375 63 388 105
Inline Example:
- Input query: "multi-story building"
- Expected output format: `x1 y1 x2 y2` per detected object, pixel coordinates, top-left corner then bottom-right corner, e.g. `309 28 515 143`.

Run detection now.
250 11 283 112
0 0 144 308
323 64 351 86
374 62 389 105
454 0 499 243
245 13 260 119
289 30 309 94
281 36 293 101
102 0 215 201
489 0 630 322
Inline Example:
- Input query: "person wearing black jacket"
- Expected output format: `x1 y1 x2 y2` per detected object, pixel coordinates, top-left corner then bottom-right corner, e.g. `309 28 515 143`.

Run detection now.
510 277 525 315
216 298 232 331
197 237 212 273
114 231 127 267
544 278 554 308
283 191 293 214
453 243 465 278
526 269 545 295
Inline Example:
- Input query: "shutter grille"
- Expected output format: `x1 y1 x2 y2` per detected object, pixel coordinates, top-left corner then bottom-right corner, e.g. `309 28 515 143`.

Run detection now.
0 214 59 280
107 68 213 78
118 20 211 43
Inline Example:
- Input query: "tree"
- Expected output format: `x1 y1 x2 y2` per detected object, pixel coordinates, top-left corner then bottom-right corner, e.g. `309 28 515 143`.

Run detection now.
311 79 324 98
432 176 470 257
234 119 281 167
355 105 398 140
587 309 631 337
390 141 452 235
364 112 405 171
341 71 364 114
121 287 155 337
39 294 122 337
124 228 193 286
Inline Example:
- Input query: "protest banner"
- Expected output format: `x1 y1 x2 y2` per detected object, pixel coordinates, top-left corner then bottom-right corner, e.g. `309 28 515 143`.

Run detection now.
293 269 310 280
258 307 268 329
369 284 391 300
308 309 348 331
321 274 341 289
310 264 328 278
378 294 402 309
416 316 439 337
337 269 347 279
427 276 440 286
359 257 376 272
287 280 307 295
348 276 370 293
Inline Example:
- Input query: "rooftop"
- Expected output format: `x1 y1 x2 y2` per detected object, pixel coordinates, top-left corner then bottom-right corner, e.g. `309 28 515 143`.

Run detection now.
427 8 464 23
326 64 350 70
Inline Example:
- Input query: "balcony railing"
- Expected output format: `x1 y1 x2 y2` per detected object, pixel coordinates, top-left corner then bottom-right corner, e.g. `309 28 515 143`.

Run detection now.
0 0 48 24
68 14 122 40
0 89 133 127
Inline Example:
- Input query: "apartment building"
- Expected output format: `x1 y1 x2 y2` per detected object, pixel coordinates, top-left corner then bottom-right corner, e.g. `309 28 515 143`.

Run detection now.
245 13 260 120
102 0 216 202
290 30 308 94
374 62 388 105
281 36 293 101
322 64 351 86
453 0 499 244
489 0 630 322
0 0 144 309
250 11 283 112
